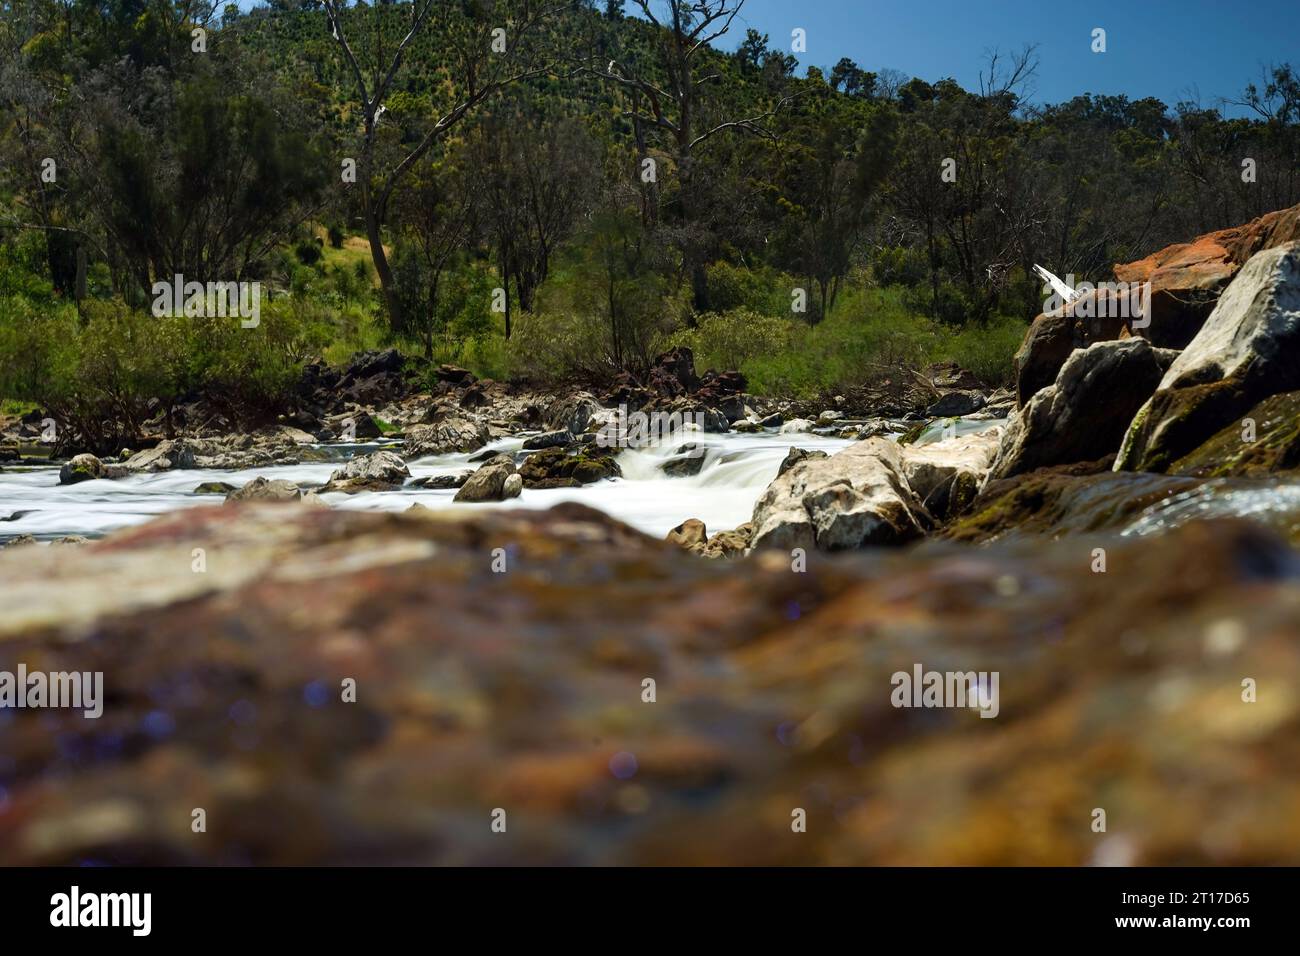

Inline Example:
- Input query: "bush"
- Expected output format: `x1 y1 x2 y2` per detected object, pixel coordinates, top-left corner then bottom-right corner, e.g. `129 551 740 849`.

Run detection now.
668 308 794 372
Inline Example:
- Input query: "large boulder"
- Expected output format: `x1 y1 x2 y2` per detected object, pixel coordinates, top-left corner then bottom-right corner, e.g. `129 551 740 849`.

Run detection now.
1115 201 1300 348
122 439 197 473
1016 203 1300 407
517 446 621 488
405 417 490 457
453 454 518 502
1116 242 1300 473
544 392 599 437
226 477 316 504
749 438 930 551
1169 391 1300 477
990 338 1172 481
319 450 410 493
59 453 105 485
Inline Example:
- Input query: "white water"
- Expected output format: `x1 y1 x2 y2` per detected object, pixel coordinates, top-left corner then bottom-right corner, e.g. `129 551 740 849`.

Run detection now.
0 429 855 542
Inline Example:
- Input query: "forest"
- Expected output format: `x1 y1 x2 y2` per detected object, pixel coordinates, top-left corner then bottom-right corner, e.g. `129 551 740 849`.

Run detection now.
2 0 1298 441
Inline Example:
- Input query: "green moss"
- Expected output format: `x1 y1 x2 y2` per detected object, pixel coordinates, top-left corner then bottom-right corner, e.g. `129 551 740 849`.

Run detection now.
1171 391 1300 477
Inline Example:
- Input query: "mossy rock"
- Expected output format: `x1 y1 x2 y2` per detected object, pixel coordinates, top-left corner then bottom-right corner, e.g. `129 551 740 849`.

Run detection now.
1170 391 1300 477
194 481 238 495
1115 376 1258 473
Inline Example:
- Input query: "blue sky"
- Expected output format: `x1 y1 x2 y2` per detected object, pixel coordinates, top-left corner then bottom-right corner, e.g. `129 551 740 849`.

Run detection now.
234 1 1298 115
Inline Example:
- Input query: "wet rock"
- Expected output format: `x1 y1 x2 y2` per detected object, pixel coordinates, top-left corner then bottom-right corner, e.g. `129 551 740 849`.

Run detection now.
1117 242 1300 472
750 438 930 551
522 430 572 450
408 473 471 490
454 454 518 502
779 418 814 434
123 439 197 473
778 447 828 476
758 413 783 428
662 444 705 478
193 481 238 495
666 518 708 552
59 453 106 485
545 393 599 437
320 450 411 494
926 391 986 417
225 477 309 503
701 522 752 559
405 417 490 457
1170 391 1300 477
990 339 1169 481
502 473 523 499
1 533 35 548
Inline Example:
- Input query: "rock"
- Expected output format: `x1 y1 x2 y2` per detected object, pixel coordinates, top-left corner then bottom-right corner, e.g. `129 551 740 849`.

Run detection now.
778 447 828 476
459 383 490 409
926 390 985 417
647 346 699 397
3 504 1300 864
454 454 518 502
757 413 783 428
53 535 88 546
193 481 238 496
320 450 411 493
225 477 307 503
700 522 752 559
1 533 35 548
1114 201 1300 348
502 473 523 499
346 411 384 440
435 364 476 386
817 409 844 424
522 430 572 450
989 339 1169 481
517 446 621 488
945 460 1199 543
405 417 490 457
750 438 930 551
901 428 1004 506
544 393 599 436
666 518 708 552
59 453 105 485
662 444 705 478
408 473 471 490
120 440 197 473
1014 287 1132 406
778 418 814 434
1116 242 1300 472
1169 391 1300 477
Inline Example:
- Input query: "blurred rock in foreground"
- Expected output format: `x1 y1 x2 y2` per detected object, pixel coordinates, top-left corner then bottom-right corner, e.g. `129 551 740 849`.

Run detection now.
1 503 1299 865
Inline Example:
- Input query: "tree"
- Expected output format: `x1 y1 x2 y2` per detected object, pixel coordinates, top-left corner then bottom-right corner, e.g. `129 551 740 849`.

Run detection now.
321 0 559 333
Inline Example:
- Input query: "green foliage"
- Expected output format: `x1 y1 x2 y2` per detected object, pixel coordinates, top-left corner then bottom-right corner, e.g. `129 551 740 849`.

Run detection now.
668 308 794 372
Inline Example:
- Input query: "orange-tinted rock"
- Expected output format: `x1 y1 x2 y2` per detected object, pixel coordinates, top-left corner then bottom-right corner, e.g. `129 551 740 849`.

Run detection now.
1115 202 1300 348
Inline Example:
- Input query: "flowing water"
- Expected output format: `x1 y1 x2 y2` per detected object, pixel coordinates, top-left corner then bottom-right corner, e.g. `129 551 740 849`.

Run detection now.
0 429 855 542
5 418 1300 544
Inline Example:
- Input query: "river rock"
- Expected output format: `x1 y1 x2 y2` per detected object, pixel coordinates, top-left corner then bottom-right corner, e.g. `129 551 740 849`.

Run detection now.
1169 391 1300 477
779 418 814 434
926 390 985 417
58 453 105 485
750 438 930 551
1014 287 1132 406
454 454 518 502
194 481 238 495
778 447 828 476
502 473 523 499
1116 241 1300 472
522 430 572 450
662 444 705 477
122 439 197 473
320 450 411 493
666 518 708 552
408 473 471 490
989 338 1170 481
544 392 598 437
518 446 621 488
405 417 490 457
226 477 309 503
